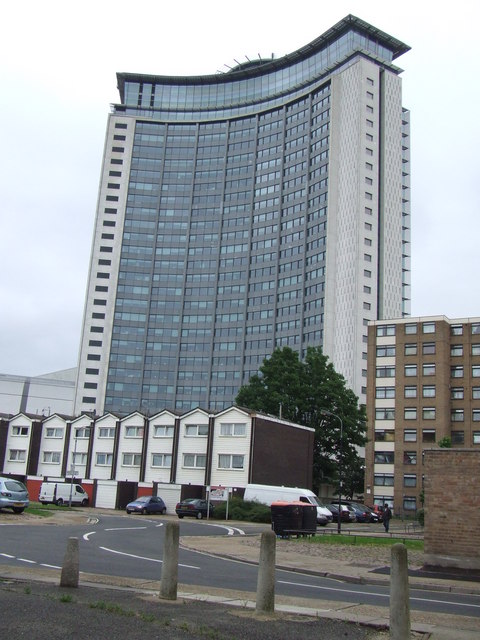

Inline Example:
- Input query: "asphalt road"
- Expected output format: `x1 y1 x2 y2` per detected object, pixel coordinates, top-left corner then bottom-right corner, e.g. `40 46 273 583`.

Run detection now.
1 513 479 618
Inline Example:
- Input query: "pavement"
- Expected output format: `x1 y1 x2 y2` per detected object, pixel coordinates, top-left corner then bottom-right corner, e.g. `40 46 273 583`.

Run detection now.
1 509 479 639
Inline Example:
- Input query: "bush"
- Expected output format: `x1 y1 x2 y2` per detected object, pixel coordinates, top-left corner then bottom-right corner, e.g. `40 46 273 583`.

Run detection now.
212 497 271 523
417 509 424 526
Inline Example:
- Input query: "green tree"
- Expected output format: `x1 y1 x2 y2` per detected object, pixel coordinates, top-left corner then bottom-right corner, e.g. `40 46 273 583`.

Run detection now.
235 346 367 495
437 436 451 448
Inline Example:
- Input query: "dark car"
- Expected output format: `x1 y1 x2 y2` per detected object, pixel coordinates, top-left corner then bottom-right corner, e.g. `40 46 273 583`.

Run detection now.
0 477 29 513
126 495 167 515
175 498 213 520
347 502 380 523
326 503 356 523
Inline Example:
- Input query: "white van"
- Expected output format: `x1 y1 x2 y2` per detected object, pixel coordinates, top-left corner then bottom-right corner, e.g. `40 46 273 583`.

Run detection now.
243 483 332 525
39 482 89 506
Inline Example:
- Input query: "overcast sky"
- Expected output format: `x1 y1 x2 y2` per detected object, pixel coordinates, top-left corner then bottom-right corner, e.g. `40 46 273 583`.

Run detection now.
1 0 479 377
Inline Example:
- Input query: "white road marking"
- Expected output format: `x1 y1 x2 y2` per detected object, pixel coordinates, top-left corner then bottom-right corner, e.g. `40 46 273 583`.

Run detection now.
203 523 246 535
104 527 147 531
17 558 36 564
99 546 200 570
279 580 480 610
40 563 61 569
0 553 15 558
83 531 96 540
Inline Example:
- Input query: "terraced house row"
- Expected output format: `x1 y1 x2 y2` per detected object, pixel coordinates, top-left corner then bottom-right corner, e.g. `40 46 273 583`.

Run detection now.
365 316 480 515
0 406 313 511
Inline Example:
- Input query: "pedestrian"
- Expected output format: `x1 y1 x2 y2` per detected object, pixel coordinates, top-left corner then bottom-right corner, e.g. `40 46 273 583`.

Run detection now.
383 503 392 533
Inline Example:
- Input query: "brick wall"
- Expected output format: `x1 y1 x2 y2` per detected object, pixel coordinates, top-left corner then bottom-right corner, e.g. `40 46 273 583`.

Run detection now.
424 449 480 570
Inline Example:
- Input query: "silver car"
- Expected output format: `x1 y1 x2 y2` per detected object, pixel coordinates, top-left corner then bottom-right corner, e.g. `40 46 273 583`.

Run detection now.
0 477 30 513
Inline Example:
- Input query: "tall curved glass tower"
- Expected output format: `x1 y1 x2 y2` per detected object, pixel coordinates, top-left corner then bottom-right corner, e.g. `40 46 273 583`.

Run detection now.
74 15 411 415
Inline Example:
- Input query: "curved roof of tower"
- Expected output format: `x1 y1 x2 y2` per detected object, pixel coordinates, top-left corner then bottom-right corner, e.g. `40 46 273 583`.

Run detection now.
117 14 410 97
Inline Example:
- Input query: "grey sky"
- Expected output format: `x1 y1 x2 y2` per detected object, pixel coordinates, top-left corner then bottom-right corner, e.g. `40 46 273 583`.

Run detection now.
1 0 479 376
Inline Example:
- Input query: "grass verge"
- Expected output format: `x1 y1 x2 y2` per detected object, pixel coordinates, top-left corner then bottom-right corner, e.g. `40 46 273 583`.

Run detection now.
297 534 423 551
25 501 75 518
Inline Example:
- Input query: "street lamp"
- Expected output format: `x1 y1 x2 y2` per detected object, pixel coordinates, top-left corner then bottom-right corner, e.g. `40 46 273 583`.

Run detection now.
68 429 79 508
321 409 344 534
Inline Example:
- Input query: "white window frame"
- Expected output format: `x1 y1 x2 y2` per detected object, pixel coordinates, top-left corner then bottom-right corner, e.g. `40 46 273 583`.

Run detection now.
183 453 206 468
219 423 247 436
45 427 64 439
98 427 115 438
153 425 174 438
122 452 142 467
125 426 144 438
72 452 88 465
96 452 113 466
185 424 209 437
74 427 90 439
8 449 26 462
12 426 29 436
151 453 172 468
218 454 245 470
43 451 61 464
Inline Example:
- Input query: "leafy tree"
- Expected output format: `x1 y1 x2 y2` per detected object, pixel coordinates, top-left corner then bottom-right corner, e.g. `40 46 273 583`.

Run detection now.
236 346 367 495
438 436 451 448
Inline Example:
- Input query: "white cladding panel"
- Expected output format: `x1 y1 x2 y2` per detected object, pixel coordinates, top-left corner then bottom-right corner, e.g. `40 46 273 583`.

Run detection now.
4 415 33 475
143 413 176 484
116 413 145 481
175 410 209 485
209 408 251 488
90 415 118 480
36 415 67 477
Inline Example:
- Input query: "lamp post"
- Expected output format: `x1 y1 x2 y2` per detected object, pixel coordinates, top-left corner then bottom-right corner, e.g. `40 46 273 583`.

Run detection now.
321 409 344 534
68 428 79 508
68 426 90 507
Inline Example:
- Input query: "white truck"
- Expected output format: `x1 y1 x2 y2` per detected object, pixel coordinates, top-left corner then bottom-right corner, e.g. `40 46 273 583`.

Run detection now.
39 482 89 506
243 483 332 525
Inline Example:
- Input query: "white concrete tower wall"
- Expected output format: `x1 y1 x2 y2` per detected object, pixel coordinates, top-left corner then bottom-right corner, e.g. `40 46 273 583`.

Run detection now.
378 70 404 320
324 58 381 398
74 115 134 415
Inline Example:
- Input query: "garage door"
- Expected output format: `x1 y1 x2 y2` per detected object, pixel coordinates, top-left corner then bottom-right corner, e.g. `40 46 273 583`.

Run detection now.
156 484 181 515
95 480 117 509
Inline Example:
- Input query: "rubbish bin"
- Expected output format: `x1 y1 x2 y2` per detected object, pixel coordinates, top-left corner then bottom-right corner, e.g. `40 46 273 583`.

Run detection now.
271 501 303 536
300 502 317 531
271 501 317 536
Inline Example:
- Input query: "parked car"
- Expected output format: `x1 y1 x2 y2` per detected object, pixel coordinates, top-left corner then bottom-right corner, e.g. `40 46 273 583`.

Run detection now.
0 477 29 513
39 481 89 506
126 495 166 515
326 503 356 523
372 504 385 521
347 502 380 523
175 498 213 520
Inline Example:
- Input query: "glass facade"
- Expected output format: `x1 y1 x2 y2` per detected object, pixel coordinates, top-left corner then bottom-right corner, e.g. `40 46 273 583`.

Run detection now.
106 84 331 413
117 27 400 121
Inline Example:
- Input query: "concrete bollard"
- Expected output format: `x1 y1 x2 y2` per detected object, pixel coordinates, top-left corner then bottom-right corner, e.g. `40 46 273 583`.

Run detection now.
256 529 276 613
390 543 411 640
160 520 179 600
60 537 79 588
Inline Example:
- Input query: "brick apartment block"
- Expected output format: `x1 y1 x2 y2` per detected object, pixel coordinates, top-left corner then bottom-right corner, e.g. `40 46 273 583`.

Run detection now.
365 316 480 516
424 449 480 570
